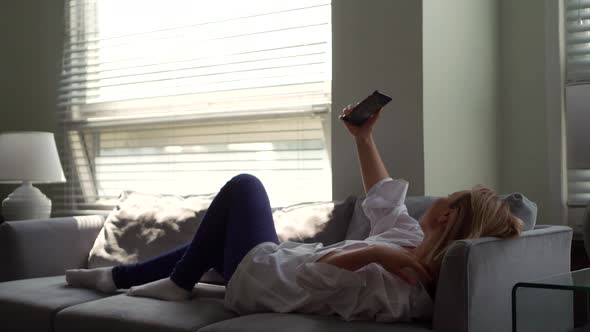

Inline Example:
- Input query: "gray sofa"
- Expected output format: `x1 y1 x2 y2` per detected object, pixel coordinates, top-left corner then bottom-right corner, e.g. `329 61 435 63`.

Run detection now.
0 197 573 332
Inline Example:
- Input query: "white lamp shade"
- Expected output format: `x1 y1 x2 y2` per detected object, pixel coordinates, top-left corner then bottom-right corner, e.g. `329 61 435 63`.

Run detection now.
0 131 66 183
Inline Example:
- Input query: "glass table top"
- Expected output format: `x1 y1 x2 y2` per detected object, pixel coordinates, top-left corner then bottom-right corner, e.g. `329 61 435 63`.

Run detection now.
516 268 590 292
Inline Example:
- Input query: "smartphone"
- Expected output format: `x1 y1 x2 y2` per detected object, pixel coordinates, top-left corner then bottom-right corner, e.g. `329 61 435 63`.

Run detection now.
341 90 393 126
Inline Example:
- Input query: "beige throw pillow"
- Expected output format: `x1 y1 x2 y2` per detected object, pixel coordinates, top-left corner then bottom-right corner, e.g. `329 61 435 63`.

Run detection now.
87 191 214 268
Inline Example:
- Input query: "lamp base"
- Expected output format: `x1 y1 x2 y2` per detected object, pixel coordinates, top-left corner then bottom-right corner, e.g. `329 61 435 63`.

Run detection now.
2 181 52 221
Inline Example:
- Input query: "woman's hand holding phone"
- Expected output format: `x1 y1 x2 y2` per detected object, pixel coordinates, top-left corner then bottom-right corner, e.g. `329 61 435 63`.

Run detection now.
340 92 391 193
339 105 382 141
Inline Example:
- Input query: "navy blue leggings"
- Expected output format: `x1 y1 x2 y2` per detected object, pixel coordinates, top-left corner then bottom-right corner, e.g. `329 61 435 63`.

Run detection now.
111 174 279 291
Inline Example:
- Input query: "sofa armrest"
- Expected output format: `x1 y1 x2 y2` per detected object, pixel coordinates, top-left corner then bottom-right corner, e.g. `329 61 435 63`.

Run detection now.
433 225 573 332
0 215 105 282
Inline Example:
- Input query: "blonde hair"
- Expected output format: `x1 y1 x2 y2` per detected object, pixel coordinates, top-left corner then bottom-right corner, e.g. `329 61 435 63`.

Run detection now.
421 186 524 279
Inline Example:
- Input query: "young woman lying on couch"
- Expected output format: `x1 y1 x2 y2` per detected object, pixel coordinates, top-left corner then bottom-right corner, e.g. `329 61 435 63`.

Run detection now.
66 105 523 322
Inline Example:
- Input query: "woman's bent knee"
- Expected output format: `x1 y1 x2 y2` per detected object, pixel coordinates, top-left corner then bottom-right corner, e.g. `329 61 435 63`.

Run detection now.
229 174 264 191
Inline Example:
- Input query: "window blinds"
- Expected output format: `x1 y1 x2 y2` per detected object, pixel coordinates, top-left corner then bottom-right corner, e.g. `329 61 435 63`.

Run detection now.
565 0 590 206
54 0 332 215
566 0 590 83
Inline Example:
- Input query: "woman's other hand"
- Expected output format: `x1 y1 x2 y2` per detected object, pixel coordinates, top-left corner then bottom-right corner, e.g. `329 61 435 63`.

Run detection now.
317 245 431 286
374 246 431 286
339 105 382 141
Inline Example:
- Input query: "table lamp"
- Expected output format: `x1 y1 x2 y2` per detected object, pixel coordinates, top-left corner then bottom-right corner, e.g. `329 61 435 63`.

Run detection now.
0 131 66 221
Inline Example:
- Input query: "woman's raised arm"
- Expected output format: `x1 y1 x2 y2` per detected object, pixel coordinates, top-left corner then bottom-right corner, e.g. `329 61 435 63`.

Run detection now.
339 106 390 193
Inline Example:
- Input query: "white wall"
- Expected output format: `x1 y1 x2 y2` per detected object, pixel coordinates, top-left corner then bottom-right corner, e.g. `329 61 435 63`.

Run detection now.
423 0 500 196
498 0 565 225
423 0 566 226
331 0 424 200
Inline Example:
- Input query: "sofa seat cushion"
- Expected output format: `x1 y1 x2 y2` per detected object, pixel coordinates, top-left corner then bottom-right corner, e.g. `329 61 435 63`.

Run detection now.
0 275 111 332
198 313 432 332
55 283 235 332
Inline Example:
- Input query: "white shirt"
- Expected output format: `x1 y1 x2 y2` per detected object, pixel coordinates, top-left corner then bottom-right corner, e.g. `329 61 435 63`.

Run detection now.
224 178 433 322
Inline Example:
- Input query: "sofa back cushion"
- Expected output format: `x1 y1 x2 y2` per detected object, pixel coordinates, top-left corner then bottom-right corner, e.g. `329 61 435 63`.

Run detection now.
344 193 537 241
87 192 357 269
87 189 536 271
345 196 438 240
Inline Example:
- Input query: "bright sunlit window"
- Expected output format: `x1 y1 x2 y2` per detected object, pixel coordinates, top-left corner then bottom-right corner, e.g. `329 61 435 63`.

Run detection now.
56 0 332 214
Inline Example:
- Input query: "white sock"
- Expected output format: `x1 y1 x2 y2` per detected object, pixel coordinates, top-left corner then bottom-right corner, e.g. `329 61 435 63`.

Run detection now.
65 267 117 294
126 277 191 301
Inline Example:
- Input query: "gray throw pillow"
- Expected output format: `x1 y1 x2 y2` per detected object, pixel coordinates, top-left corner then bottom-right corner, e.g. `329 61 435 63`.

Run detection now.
406 196 439 220
499 192 537 231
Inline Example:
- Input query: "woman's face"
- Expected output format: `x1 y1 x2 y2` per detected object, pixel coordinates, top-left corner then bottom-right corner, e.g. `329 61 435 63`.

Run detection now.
419 190 471 236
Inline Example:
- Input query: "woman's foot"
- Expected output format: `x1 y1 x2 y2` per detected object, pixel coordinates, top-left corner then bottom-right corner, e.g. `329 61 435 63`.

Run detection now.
65 267 117 293
127 277 191 301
